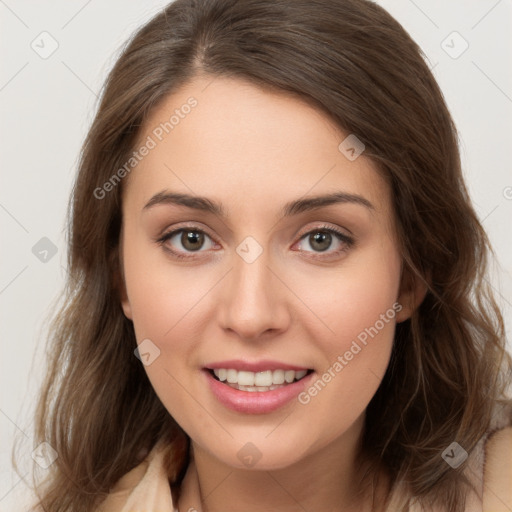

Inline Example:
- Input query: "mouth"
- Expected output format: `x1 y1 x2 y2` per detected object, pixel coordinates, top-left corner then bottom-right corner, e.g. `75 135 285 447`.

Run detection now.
206 368 315 392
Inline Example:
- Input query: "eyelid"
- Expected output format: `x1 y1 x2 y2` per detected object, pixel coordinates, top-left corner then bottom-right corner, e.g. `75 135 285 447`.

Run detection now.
295 222 353 241
155 221 217 241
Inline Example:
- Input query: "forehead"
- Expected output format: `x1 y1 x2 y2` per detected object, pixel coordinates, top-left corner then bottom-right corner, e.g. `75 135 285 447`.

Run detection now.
123 75 392 227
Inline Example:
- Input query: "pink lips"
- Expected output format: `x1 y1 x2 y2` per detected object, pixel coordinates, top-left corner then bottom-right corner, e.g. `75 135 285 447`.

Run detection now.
203 365 315 414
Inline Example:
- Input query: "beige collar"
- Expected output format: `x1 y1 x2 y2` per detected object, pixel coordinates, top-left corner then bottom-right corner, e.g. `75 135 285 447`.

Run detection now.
98 424 512 512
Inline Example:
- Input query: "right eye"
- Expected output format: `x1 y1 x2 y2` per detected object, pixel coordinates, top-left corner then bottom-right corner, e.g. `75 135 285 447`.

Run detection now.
157 226 219 259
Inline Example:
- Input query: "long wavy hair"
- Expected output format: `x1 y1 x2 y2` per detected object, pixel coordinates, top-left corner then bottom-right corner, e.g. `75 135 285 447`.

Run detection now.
19 0 511 510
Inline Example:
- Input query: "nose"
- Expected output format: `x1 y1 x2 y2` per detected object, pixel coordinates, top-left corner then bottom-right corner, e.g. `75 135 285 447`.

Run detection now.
218 247 291 341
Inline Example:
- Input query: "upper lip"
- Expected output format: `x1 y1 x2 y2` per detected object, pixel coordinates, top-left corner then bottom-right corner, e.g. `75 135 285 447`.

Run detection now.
205 359 311 372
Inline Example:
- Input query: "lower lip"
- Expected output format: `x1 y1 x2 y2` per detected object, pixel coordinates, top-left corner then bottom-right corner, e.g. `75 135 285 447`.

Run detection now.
204 369 315 414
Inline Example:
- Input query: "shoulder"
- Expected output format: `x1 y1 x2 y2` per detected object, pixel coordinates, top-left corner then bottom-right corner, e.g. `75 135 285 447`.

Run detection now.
95 440 174 512
384 401 512 512
483 425 512 511
95 459 151 512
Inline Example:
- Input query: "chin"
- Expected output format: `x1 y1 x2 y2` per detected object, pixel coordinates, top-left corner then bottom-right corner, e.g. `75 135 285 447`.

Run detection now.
196 433 313 472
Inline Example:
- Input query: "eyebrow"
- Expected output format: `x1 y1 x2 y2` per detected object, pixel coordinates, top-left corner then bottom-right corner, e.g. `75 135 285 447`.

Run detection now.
143 190 375 218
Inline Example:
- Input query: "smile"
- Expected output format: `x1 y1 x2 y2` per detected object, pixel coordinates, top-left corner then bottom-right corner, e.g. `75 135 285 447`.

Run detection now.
210 368 313 391
204 366 316 414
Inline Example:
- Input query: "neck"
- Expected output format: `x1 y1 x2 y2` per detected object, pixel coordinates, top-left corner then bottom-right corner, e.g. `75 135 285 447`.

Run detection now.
176 416 389 512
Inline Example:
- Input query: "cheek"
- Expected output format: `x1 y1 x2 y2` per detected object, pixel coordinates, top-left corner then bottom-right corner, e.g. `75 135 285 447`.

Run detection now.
123 237 207 342
292 239 401 415
294 239 401 354
121 240 210 416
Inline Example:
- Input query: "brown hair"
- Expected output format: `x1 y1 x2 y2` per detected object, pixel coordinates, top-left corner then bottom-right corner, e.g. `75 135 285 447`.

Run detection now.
19 0 511 510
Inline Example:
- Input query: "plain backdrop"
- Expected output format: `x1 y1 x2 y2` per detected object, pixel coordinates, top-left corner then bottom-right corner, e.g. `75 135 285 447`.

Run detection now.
1 0 511 509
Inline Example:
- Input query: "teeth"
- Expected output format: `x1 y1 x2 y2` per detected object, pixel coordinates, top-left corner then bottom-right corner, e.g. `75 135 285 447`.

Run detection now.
213 368 309 386
226 369 237 383
272 370 285 385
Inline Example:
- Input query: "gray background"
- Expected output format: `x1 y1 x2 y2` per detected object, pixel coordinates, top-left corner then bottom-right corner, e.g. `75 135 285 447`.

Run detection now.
1 0 511 509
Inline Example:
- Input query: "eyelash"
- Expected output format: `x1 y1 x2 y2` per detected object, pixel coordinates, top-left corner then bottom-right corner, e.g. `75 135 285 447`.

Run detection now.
155 224 355 261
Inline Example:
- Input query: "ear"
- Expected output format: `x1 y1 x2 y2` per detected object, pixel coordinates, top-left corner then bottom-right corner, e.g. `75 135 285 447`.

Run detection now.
119 272 133 320
112 237 133 321
395 265 429 323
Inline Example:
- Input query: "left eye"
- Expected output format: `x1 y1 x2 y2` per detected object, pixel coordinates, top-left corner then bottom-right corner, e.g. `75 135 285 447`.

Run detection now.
296 228 352 254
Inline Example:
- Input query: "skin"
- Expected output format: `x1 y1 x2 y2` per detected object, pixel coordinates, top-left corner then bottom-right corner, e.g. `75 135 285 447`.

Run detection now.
119 74 426 512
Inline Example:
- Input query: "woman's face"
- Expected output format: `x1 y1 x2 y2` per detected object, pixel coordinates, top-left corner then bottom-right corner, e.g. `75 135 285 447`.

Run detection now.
120 75 419 470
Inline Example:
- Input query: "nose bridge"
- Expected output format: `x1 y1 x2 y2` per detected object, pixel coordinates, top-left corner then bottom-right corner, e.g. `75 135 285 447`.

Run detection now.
219 237 288 338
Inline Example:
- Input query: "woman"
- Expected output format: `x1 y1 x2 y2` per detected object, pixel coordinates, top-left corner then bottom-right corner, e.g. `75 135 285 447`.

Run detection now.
26 0 512 510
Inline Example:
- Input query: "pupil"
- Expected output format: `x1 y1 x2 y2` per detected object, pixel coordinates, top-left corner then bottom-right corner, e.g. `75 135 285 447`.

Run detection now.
182 231 203 251
311 232 331 252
